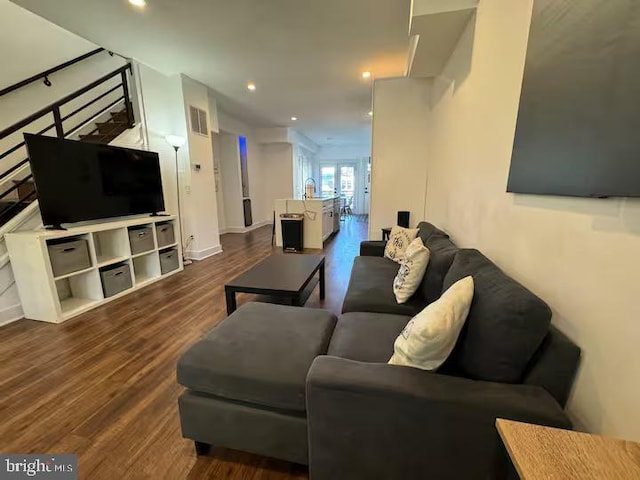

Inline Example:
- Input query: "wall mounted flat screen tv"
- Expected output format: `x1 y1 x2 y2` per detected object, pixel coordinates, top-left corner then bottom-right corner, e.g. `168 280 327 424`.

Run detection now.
24 134 165 227
507 0 640 198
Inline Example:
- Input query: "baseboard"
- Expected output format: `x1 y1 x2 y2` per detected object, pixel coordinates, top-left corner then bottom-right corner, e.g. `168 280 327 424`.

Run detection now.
185 244 223 261
220 221 272 235
0 304 23 327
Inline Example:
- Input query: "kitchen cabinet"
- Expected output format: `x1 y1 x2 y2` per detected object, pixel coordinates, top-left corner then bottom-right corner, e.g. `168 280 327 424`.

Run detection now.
322 203 334 241
274 196 339 249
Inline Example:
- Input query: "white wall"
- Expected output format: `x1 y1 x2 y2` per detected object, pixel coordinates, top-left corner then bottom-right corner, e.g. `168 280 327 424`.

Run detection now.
369 77 431 238
135 63 187 237
293 145 313 201
218 132 244 231
290 130 319 200
218 109 270 228
316 144 371 161
0 1 127 174
180 75 221 259
0 1 125 109
424 0 640 440
211 132 226 231
262 143 294 217
136 68 222 260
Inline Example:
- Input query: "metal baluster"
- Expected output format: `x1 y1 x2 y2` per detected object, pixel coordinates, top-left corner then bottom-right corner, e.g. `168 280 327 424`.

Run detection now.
121 70 134 127
53 107 64 138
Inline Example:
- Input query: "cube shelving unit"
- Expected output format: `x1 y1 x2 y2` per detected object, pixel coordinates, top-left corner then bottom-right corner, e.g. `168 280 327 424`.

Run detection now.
6 215 183 323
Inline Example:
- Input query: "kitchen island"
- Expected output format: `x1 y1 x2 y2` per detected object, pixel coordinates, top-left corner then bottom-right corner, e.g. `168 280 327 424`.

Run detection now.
274 196 340 249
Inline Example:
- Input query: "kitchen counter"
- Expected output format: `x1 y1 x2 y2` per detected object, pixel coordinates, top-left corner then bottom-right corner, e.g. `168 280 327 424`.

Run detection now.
274 197 341 249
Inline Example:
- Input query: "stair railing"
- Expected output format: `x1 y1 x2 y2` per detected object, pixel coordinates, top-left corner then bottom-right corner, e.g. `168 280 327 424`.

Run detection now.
0 47 106 98
0 63 134 224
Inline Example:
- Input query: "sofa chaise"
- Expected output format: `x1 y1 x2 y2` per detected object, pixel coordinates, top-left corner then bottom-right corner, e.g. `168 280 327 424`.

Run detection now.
308 222 580 479
177 222 581 480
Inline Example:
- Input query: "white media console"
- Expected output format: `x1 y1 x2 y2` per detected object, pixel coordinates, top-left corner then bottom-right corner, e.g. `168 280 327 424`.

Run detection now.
6 215 183 323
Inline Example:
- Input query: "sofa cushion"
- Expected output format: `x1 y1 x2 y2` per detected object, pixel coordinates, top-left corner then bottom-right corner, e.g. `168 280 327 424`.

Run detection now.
442 249 552 383
419 235 458 304
360 240 387 257
328 312 411 363
389 276 474 371
177 302 337 412
384 226 419 263
393 237 431 304
342 256 427 316
417 221 450 244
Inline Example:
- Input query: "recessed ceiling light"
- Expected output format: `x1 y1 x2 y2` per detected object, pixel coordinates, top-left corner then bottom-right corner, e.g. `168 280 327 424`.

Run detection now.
368 111 373 117
291 116 297 121
362 71 372 79
129 0 146 7
247 82 256 91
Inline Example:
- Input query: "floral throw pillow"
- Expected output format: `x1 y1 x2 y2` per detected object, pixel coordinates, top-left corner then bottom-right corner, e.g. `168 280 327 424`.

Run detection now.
389 276 474 371
393 238 431 304
384 226 419 264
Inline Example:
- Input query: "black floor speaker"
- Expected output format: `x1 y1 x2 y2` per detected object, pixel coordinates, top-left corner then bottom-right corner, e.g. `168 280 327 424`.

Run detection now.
397 211 410 228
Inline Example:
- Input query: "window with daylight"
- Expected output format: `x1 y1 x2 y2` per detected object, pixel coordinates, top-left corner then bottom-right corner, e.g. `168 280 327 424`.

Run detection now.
321 166 335 196
340 166 355 199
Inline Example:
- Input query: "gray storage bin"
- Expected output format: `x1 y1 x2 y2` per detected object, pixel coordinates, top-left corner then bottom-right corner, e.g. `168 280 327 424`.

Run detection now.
128 226 154 254
48 238 91 277
159 249 179 274
156 222 175 248
100 263 132 298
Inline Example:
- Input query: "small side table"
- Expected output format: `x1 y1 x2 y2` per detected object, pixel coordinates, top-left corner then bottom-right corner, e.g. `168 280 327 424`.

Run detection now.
496 419 640 479
382 227 392 241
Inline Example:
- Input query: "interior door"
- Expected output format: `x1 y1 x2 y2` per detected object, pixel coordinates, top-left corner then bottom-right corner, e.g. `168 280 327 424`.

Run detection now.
364 158 371 215
319 162 358 214
339 165 356 213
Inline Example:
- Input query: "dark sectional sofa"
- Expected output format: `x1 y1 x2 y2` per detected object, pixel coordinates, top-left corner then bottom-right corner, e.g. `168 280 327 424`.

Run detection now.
307 222 581 479
178 221 581 480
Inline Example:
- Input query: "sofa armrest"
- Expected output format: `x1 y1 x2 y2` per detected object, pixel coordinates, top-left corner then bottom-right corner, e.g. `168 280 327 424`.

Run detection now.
522 325 581 407
359 240 386 257
306 356 571 480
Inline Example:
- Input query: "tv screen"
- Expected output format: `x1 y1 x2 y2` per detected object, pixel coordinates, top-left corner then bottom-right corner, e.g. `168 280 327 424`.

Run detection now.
24 134 165 226
507 0 640 198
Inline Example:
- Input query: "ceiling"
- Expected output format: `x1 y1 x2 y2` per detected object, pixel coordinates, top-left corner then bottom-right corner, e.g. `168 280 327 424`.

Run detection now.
11 0 411 147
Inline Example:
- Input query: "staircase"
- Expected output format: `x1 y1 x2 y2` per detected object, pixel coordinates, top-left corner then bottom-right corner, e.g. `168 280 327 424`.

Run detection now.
0 49 135 229
79 109 132 144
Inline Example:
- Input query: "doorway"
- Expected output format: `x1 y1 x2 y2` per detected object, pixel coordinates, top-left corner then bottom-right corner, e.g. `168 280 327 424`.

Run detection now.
364 158 371 216
319 162 358 212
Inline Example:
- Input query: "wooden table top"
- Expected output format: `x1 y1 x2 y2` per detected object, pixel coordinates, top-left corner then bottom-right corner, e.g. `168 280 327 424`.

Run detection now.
496 419 640 480
225 253 324 293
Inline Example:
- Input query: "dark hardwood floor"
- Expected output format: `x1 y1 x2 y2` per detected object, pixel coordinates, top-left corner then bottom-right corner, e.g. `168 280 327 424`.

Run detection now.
0 216 368 479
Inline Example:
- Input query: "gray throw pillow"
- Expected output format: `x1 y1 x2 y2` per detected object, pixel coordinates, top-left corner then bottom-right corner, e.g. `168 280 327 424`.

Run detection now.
441 249 551 383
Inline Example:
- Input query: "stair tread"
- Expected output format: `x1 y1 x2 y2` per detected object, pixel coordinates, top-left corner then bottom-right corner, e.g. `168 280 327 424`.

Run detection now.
79 133 119 143
110 110 128 120
95 121 129 135
96 120 128 126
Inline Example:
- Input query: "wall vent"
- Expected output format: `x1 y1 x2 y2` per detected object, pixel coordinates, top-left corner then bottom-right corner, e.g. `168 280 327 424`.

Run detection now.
189 106 208 136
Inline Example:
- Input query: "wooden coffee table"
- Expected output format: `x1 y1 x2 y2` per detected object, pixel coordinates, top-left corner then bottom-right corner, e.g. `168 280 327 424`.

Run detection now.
224 254 325 314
